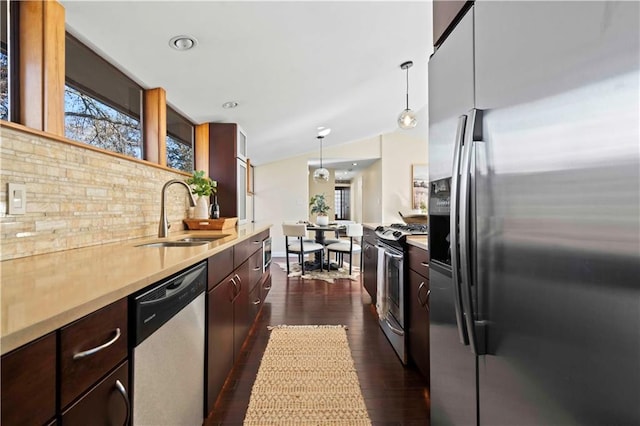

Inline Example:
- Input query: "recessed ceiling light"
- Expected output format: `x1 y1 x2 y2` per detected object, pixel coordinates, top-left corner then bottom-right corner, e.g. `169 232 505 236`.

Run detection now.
352 162 358 166
317 127 331 137
169 35 197 51
222 101 239 109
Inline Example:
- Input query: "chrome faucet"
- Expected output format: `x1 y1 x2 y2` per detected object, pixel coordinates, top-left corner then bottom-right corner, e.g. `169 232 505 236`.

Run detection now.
158 179 197 238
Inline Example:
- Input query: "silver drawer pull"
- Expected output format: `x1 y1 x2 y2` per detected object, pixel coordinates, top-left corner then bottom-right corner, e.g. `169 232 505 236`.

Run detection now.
417 282 426 306
234 273 241 283
114 379 130 426
425 289 431 312
263 283 272 290
420 261 429 267
73 328 121 360
253 299 261 305
253 266 261 271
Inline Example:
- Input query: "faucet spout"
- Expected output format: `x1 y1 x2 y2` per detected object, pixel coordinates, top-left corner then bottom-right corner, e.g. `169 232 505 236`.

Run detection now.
159 179 197 238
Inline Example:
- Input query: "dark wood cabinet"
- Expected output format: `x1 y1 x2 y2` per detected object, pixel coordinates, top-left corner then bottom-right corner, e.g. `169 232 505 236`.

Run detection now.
248 281 262 325
206 266 248 414
235 229 267 269
1 332 57 426
208 245 234 290
1 298 130 426
206 275 235 413
261 272 272 304
362 227 378 304
232 260 251 358
209 123 248 223
407 245 430 382
61 361 129 425
433 0 470 47
248 248 264 295
206 229 270 414
59 298 128 409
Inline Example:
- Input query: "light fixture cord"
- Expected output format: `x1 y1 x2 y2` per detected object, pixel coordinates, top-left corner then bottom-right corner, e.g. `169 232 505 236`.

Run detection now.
405 66 410 110
320 136 324 168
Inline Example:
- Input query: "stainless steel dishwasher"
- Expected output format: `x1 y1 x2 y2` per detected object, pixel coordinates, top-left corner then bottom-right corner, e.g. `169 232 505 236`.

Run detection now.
131 261 206 426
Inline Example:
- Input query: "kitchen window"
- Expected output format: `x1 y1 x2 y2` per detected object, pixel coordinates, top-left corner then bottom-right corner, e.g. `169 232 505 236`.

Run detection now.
0 0 13 122
166 105 194 173
65 33 143 159
0 38 7 122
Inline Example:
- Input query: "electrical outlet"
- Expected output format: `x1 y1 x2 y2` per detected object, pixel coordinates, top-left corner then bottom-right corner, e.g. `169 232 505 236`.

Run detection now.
8 183 26 215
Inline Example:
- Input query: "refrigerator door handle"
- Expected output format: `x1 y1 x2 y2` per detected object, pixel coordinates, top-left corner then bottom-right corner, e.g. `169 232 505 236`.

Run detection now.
450 114 470 346
459 108 486 356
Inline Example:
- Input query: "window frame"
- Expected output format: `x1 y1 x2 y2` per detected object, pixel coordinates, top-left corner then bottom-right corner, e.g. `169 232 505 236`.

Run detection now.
64 32 144 159
1 0 19 122
165 104 195 173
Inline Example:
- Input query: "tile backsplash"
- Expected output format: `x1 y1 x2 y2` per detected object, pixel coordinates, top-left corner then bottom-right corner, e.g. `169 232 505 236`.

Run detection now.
0 126 193 260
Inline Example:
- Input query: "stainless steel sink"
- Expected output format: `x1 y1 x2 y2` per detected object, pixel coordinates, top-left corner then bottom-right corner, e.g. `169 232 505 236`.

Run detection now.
178 236 230 242
136 241 208 248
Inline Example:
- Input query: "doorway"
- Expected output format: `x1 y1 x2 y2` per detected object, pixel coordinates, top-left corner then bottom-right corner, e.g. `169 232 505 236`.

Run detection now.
334 186 351 220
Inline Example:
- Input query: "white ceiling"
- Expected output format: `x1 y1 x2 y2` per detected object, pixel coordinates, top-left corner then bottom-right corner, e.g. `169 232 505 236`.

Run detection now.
60 1 433 169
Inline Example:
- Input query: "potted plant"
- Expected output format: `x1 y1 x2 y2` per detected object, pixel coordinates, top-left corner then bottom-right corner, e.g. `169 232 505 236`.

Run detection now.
309 193 331 226
186 170 217 219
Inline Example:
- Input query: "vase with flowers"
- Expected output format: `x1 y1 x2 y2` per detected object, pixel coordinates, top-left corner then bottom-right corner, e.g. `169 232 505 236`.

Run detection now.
186 170 217 219
309 193 331 226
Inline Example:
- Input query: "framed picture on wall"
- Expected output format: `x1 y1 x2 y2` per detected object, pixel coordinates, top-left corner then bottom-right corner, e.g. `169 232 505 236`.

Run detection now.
412 164 429 211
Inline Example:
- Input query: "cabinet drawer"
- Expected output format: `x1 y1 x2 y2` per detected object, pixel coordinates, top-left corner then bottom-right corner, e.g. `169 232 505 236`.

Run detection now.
247 230 268 255
407 245 430 278
60 298 127 408
248 248 264 291
62 361 129 426
248 282 262 322
233 238 251 269
261 272 272 302
209 246 234 290
234 231 268 268
1 332 57 426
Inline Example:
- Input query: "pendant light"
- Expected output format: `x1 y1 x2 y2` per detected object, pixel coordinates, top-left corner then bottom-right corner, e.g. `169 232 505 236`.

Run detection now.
313 135 330 183
398 60 417 129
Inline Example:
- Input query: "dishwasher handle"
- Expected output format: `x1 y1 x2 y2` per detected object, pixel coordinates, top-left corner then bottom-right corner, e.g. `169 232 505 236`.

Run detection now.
133 262 207 346
139 267 203 306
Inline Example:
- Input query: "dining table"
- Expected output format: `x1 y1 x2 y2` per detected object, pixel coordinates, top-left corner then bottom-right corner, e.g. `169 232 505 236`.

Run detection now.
304 223 345 270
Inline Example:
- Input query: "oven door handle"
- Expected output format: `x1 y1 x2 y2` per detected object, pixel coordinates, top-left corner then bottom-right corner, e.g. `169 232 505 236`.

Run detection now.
384 318 405 336
381 249 404 261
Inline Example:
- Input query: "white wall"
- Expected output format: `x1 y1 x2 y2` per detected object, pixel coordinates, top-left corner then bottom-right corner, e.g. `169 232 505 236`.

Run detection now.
253 156 310 256
380 131 429 223
357 159 383 224
255 131 427 256
308 169 335 223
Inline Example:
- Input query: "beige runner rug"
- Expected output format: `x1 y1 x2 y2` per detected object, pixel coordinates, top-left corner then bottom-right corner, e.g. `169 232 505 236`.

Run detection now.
243 325 371 425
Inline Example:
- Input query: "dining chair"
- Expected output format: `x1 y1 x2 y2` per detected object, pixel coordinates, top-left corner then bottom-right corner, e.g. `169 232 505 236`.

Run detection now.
282 223 325 274
322 228 341 247
325 223 363 274
321 220 354 246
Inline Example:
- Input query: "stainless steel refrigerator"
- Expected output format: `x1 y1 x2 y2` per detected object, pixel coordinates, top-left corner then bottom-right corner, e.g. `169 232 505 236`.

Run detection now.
428 2 640 425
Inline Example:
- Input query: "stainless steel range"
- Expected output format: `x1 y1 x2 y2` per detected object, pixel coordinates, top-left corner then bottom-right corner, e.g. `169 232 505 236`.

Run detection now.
375 223 428 364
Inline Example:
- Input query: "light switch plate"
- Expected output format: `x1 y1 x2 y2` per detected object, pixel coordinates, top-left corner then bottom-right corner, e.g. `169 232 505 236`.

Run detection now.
8 183 26 215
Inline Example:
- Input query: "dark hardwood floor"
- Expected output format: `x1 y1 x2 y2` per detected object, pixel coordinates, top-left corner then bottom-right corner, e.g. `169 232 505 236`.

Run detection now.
204 258 430 425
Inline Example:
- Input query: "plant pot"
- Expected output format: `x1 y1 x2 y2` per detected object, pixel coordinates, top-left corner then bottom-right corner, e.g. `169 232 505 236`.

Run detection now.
316 214 329 226
194 196 209 219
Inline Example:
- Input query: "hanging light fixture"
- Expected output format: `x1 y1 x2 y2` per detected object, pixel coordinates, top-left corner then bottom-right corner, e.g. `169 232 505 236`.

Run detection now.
313 135 330 183
398 60 417 129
